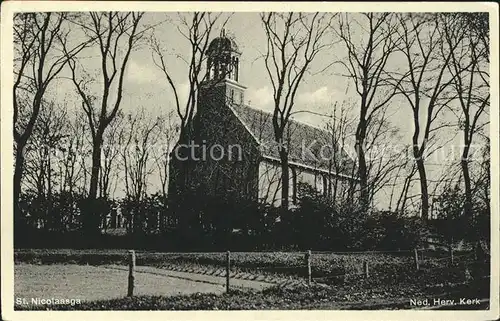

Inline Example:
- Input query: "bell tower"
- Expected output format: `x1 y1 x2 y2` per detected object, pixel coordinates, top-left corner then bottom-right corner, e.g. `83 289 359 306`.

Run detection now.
200 29 246 107
206 29 241 82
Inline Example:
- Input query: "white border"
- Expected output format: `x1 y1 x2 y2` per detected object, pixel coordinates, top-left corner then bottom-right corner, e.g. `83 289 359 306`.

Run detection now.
1 2 499 321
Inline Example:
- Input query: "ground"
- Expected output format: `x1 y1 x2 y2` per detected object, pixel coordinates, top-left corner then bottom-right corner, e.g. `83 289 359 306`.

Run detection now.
15 264 229 304
13 249 490 310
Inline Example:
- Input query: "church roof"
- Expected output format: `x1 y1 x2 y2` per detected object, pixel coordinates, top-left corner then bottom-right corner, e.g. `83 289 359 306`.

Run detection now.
230 104 356 178
207 34 240 55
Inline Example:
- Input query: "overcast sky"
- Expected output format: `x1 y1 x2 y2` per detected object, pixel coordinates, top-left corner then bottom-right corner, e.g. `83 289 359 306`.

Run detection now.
47 13 377 124
39 12 489 209
125 12 349 123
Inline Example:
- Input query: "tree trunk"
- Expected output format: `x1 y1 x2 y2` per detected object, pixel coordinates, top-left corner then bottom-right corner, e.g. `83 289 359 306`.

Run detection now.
461 147 480 253
461 148 473 219
47 152 53 231
160 184 167 232
89 136 102 200
357 145 369 209
84 133 103 235
355 123 369 211
415 156 429 220
399 183 409 214
13 144 26 226
279 149 289 210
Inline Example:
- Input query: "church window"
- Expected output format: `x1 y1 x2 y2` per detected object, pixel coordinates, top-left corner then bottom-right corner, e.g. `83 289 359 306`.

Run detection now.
229 58 234 79
220 62 226 78
214 63 220 80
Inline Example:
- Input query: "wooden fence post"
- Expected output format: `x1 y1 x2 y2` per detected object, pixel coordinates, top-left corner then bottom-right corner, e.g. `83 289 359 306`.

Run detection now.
414 248 419 271
226 251 230 293
305 250 312 285
128 250 136 297
363 261 369 278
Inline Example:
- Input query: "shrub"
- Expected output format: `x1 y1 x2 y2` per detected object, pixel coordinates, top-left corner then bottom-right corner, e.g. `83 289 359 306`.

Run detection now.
361 211 430 251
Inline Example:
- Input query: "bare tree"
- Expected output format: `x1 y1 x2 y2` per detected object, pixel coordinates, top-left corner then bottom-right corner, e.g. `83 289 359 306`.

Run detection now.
56 110 91 229
99 111 125 199
153 111 176 198
334 12 402 212
323 100 408 211
258 162 283 206
66 12 145 234
261 12 334 209
13 13 91 220
151 12 230 148
323 102 357 204
23 101 68 199
473 139 490 215
59 114 88 196
120 110 160 202
394 13 463 220
21 100 86 231
442 13 489 222
72 111 94 197
364 108 408 209
393 161 418 214
118 109 160 234
151 110 177 229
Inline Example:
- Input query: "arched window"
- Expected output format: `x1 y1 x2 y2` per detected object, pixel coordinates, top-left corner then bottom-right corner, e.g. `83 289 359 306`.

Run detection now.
214 63 220 80
229 56 235 80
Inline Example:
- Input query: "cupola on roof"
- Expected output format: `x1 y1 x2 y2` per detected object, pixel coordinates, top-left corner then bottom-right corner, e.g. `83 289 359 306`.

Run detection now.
205 29 242 82
207 29 241 55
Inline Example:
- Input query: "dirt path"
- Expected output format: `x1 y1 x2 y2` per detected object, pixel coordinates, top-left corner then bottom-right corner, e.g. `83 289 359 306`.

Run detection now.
15 263 241 307
104 264 275 291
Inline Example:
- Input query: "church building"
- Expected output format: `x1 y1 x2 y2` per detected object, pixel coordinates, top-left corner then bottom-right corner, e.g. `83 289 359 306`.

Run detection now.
168 31 357 211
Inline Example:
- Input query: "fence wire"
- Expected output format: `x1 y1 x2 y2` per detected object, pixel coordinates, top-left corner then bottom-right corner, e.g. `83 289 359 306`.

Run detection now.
16 248 482 287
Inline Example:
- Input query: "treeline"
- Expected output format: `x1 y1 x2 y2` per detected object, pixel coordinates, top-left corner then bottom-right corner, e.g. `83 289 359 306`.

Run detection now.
15 179 489 251
13 12 490 251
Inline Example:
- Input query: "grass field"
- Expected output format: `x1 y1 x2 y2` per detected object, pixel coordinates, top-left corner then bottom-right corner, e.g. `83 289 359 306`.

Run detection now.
15 248 481 286
14 248 447 279
15 263 226 308
15 266 489 310
14 249 490 310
